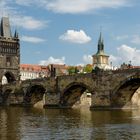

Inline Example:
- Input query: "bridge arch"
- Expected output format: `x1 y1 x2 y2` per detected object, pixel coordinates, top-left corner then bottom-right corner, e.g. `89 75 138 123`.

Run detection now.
111 75 140 108
24 84 46 105
60 82 92 108
1 71 16 85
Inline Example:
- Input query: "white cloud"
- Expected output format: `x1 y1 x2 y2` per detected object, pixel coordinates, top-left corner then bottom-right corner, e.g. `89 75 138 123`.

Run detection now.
76 63 85 67
59 30 91 44
0 0 47 30
131 35 140 45
115 35 129 41
109 55 121 66
21 35 46 43
11 16 47 30
15 0 129 14
110 44 140 66
83 55 92 64
46 0 128 14
0 1 14 17
117 45 135 61
15 0 34 6
39 57 65 65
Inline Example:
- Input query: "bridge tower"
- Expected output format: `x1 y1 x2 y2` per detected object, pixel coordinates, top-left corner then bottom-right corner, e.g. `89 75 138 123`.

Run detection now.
92 32 110 70
0 17 20 85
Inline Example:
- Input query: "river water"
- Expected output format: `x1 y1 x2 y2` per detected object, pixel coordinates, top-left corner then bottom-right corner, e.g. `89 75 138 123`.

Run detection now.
0 107 140 140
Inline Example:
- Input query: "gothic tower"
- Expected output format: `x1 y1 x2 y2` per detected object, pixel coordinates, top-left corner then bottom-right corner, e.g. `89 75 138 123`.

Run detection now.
92 32 109 70
0 17 20 84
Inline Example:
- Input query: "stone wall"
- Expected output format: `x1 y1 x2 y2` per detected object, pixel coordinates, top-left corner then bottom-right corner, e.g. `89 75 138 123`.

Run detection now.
131 87 140 108
44 93 60 108
7 93 23 105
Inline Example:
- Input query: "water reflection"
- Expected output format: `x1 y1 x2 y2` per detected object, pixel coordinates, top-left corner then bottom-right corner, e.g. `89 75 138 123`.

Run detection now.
0 107 22 140
0 107 140 140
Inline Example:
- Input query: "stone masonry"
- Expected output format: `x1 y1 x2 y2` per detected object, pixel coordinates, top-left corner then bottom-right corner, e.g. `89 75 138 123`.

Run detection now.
0 68 140 109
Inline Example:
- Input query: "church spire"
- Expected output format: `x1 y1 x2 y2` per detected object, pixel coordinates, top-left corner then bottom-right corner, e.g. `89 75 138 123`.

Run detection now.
92 31 110 70
97 32 104 54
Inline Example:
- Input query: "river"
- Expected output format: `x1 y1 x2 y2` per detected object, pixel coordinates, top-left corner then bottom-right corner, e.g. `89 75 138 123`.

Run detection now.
0 107 140 140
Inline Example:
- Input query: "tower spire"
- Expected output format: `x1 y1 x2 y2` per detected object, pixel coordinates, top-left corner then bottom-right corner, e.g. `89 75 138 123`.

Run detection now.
14 29 18 38
1 17 12 38
92 30 109 70
97 31 104 53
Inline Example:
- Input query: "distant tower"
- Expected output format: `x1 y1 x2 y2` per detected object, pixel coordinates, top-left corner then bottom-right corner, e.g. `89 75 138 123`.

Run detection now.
0 17 20 84
92 32 109 70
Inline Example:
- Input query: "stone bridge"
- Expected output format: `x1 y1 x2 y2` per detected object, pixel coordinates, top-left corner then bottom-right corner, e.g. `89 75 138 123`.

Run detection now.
1 68 140 109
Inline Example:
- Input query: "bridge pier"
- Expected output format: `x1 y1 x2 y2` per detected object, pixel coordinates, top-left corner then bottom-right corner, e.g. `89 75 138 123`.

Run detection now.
6 93 24 106
90 90 111 110
43 92 60 108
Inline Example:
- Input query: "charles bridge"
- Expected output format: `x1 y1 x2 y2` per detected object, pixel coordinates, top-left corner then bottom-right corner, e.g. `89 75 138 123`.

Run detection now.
0 68 140 109
0 16 140 109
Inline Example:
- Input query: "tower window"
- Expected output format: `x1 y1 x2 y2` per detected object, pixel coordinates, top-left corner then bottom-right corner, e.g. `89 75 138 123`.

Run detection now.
6 57 11 66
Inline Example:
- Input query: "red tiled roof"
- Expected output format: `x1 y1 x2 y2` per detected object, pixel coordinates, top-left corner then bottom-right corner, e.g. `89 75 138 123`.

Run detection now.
130 66 140 69
20 64 48 72
48 64 68 70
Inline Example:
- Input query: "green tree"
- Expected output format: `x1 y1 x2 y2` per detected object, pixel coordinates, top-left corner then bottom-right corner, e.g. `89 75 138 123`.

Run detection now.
83 64 93 73
67 66 77 74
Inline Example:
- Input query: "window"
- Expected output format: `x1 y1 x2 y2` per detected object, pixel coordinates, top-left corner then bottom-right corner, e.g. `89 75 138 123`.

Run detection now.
6 57 11 66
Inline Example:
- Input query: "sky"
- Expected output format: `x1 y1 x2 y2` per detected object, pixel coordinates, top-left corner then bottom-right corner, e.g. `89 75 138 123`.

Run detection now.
1 0 140 67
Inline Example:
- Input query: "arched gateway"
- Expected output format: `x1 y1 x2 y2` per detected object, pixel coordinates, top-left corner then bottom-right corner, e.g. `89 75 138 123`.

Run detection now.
0 17 20 85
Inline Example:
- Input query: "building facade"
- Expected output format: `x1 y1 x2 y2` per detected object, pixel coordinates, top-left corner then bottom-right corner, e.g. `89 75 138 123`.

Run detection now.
92 32 110 70
48 64 68 77
20 64 68 81
0 17 20 85
20 64 49 81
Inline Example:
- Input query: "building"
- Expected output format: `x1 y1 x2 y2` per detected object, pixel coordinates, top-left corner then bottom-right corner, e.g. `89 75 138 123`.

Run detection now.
92 32 110 70
20 64 49 81
48 64 68 77
20 64 68 81
0 17 20 85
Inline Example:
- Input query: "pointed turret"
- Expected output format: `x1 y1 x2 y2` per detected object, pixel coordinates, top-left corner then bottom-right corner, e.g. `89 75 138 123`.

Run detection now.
0 17 12 38
14 29 18 38
97 32 104 54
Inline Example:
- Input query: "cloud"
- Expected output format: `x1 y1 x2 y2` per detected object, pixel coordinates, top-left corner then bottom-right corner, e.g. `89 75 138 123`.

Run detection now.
110 44 140 66
59 30 91 44
15 0 34 6
109 55 121 66
131 35 140 45
39 57 65 65
15 0 129 14
46 0 128 14
115 35 129 41
0 1 14 17
83 55 92 64
0 0 47 30
11 16 47 30
21 35 46 43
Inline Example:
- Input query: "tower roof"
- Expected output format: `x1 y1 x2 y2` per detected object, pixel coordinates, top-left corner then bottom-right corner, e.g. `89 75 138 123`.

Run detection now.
98 32 103 45
0 17 12 38
92 32 109 57
97 32 104 54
